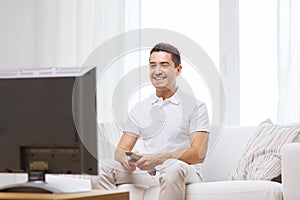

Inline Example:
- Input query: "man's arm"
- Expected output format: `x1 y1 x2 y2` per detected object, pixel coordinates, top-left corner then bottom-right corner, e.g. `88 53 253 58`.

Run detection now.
114 131 139 172
136 131 209 171
172 131 209 164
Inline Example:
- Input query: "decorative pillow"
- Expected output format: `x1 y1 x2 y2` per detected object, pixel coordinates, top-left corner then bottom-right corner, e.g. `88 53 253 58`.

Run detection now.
230 119 300 181
293 132 300 143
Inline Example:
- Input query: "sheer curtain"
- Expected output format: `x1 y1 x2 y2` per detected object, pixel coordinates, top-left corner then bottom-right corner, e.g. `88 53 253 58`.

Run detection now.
278 0 300 123
34 0 126 67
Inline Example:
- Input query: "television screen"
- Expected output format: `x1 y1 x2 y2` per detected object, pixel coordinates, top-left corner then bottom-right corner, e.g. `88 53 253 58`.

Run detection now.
0 67 98 176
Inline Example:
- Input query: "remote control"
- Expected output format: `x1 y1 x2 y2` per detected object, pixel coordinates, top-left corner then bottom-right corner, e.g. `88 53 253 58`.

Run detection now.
125 152 141 162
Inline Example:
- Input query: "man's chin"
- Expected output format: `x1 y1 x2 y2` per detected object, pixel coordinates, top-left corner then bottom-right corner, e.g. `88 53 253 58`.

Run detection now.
154 86 169 92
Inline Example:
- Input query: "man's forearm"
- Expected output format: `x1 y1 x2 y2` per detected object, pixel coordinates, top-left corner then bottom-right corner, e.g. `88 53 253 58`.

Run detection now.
170 147 205 164
114 147 126 163
114 132 138 162
158 131 209 165
146 147 205 167
162 147 205 165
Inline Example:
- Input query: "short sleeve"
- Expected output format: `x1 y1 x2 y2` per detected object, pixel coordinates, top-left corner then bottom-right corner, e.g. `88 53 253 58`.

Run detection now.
189 102 210 134
123 104 141 136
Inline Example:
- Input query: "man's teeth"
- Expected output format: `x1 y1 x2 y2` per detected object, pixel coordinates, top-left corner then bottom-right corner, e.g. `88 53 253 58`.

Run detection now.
155 77 164 80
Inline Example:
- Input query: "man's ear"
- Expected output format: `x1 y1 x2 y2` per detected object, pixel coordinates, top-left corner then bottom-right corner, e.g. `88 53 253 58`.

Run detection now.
176 65 182 76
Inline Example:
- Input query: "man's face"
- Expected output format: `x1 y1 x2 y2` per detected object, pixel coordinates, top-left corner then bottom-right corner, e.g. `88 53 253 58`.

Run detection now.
149 51 182 92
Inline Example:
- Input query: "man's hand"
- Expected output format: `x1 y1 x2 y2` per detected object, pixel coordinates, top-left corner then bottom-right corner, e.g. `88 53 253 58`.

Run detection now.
114 132 139 172
135 154 164 171
120 155 138 173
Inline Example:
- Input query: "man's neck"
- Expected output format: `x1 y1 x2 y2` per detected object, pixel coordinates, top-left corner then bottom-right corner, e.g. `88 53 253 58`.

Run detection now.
156 87 178 100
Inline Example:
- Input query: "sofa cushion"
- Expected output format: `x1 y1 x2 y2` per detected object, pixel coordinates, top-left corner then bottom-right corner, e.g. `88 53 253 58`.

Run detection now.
118 181 282 200
186 180 282 200
231 119 300 181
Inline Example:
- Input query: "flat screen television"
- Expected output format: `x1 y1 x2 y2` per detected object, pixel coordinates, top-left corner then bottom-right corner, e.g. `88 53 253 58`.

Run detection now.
0 66 98 193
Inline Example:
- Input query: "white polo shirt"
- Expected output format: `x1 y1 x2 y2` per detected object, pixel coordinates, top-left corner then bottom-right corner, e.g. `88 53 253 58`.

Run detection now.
124 88 209 154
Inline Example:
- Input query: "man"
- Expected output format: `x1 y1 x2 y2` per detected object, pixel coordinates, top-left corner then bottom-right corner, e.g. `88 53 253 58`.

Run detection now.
93 43 209 200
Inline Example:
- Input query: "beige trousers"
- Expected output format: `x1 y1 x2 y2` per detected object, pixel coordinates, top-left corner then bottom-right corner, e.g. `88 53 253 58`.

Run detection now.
92 159 202 200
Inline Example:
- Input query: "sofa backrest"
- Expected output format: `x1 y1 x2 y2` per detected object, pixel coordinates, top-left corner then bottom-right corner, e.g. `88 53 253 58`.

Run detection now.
201 126 256 181
97 123 257 182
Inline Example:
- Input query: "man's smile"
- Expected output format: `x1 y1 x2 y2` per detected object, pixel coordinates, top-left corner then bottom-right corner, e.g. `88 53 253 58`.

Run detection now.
153 77 166 81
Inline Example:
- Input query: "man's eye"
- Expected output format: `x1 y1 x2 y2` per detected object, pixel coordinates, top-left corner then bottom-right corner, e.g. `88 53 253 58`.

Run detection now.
150 65 156 68
162 65 169 68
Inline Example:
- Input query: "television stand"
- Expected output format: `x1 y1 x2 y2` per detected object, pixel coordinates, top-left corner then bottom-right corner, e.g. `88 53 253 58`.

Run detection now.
0 190 129 200
0 172 91 194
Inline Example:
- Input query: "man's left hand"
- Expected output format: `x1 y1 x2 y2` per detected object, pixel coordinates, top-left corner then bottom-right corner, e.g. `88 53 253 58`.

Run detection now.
135 154 164 171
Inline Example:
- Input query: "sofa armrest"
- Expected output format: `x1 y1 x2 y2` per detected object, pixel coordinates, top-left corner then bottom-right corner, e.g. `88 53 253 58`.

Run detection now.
281 143 300 200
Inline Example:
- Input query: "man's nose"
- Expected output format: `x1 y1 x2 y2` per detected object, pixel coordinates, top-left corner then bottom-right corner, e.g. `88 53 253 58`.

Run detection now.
154 66 162 74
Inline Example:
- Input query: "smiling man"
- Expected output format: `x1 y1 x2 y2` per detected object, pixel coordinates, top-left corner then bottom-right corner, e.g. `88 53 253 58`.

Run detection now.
149 46 181 99
93 43 210 200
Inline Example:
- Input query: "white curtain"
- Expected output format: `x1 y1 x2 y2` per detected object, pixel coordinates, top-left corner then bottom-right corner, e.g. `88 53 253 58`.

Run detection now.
278 0 300 123
34 0 126 67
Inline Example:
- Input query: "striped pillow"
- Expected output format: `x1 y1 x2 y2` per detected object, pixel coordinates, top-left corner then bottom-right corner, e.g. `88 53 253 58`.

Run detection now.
230 119 300 181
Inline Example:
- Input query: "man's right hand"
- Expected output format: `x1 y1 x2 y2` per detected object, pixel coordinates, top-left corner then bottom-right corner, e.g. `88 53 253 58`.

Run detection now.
120 155 138 172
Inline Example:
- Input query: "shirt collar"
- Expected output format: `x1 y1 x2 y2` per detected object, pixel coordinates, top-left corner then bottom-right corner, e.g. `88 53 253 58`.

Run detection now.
151 88 182 105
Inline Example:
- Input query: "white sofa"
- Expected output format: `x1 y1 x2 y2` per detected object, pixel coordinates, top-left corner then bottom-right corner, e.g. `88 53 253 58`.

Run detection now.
1 126 299 199
98 126 300 200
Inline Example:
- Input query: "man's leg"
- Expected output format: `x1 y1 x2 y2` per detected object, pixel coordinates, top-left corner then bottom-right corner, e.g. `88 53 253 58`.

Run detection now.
158 159 202 200
91 160 159 190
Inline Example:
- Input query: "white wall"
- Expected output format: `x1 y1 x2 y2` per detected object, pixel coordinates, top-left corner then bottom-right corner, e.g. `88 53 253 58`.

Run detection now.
0 0 35 69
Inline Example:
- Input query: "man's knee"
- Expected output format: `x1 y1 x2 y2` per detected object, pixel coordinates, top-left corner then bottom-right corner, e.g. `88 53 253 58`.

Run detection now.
159 159 186 183
161 159 186 171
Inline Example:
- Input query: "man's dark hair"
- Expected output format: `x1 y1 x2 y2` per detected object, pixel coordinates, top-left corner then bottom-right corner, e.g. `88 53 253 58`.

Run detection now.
150 43 181 67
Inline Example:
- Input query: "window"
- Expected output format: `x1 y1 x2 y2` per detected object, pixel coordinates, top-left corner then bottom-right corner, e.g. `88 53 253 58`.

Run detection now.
127 0 278 126
239 0 278 125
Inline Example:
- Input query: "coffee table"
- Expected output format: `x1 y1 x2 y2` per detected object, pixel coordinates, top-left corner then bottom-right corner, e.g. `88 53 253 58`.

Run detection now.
0 190 129 200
